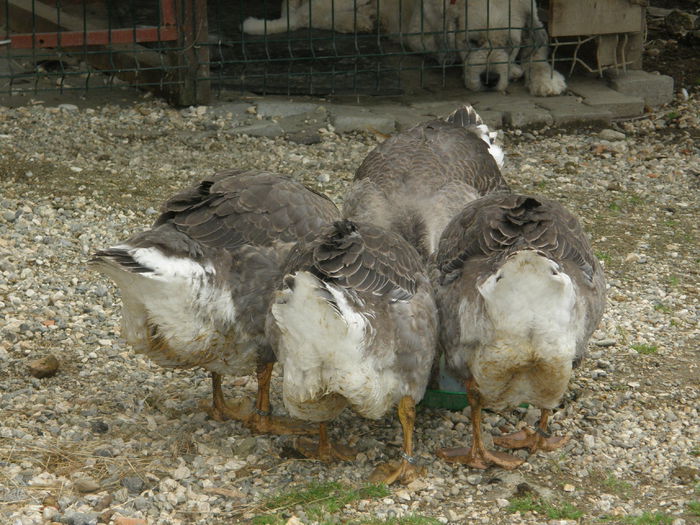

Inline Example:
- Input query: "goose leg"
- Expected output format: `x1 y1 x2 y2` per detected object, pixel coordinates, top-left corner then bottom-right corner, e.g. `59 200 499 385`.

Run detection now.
295 422 357 462
202 372 254 422
369 396 425 485
437 378 524 470
245 363 316 435
493 408 570 453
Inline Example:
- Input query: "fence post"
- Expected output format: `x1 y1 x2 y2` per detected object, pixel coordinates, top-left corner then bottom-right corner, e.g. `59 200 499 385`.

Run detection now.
171 0 210 106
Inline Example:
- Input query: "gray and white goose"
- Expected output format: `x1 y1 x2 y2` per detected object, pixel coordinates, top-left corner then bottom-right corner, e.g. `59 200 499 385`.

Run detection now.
434 193 606 469
91 170 340 434
343 105 508 258
266 219 438 485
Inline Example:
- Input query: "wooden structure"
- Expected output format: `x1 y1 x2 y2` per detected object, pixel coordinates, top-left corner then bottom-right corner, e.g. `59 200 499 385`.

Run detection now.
549 0 646 73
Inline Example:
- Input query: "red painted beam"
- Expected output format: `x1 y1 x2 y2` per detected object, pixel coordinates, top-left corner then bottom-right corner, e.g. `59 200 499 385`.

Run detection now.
10 26 178 48
161 0 177 26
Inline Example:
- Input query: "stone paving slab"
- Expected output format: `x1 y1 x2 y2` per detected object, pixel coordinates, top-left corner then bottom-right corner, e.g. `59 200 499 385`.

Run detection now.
502 107 554 128
229 120 284 138
533 96 613 125
330 105 396 134
604 70 674 107
216 73 673 137
364 104 427 131
567 78 645 118
255 100 321 118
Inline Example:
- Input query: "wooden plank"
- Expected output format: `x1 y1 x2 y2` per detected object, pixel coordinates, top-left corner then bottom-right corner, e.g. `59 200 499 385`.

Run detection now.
549 0 643 37
171 0 210 106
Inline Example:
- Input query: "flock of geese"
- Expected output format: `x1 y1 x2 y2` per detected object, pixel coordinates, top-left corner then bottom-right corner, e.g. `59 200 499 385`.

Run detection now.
91 105 606 485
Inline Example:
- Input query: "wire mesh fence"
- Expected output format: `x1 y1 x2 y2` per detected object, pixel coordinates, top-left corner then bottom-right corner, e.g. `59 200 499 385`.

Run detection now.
1 0 645 104
205 0 572 97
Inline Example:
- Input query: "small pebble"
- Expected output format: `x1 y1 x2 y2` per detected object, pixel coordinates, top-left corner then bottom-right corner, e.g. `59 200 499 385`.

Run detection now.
27 355 59 378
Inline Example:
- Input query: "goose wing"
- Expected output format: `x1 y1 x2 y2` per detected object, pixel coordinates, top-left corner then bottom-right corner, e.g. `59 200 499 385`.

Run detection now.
437 193 600 284
355 120 509 195
285 219 424 302
155 169 340 251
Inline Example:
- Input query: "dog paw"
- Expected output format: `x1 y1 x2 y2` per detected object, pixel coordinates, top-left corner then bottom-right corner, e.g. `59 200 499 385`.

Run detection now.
241 17 264 34
528 69 567 96
509 64 524 80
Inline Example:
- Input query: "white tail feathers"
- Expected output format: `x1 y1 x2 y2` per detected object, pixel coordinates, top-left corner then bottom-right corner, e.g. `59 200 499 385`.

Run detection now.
445 105 505 169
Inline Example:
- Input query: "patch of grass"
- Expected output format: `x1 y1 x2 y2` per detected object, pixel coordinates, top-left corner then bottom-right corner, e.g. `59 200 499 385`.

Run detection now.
626 513 673 525
631 344 658 355
688 501 700 516
362 515 443 525
588 470 633 498
609 202 622 212
251 481 390 524
601 473 633 498
597 251 612 263
653 303 671 314
597 513 673 524
668 275 681 287
628 194 644 205
665 111 680 120
507 495 541 513
507 495 583 520
692 447 700 457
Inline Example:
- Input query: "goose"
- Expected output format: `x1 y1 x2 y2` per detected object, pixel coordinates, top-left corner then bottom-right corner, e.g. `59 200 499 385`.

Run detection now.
343 105 508 259
266 219 438 484
433 193 606 469
90 169 340 434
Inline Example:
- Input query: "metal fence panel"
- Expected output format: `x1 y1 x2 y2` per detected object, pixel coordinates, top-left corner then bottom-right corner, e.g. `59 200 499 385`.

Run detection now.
1 0 643 103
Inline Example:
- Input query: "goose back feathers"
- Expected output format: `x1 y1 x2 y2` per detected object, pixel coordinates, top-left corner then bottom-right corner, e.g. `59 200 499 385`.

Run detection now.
344 106 509 258
267 219 438 422
435 193 606 410
91 170 340 375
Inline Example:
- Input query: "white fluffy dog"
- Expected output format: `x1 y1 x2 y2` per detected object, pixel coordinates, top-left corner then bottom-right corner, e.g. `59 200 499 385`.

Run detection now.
406 0 566 96
242 0 415 36
242 0 565 97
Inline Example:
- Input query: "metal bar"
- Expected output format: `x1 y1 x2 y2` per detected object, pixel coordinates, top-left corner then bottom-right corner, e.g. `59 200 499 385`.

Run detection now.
10 27 178 48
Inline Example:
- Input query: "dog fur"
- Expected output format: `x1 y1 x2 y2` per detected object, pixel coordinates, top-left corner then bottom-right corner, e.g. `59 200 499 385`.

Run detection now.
241 0 565 97
406 0 566 96
242 0 416 36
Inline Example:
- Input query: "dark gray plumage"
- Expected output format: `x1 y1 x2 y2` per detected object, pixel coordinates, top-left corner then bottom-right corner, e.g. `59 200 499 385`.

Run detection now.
343 105 508 258
90 170 340 429
434 193 606 469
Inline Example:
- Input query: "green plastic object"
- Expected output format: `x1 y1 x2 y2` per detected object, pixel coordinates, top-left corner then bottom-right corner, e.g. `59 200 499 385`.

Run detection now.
419 389 469 411
419 390 530 411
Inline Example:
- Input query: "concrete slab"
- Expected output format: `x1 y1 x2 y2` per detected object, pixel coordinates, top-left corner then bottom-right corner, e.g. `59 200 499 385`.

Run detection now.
605 70 674 107
330 105 396 134
255 99 321 118
567 78 645 118
475 110 504 129
409 100 470 118
364 104 426 131
502 107 554 128
229 120 284 138
408 100 503 128
276 107 328 134
208 102 253 122
534 96 612 126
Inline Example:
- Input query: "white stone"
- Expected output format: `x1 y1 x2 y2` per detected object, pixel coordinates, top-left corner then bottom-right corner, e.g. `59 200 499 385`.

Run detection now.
598 129 626 141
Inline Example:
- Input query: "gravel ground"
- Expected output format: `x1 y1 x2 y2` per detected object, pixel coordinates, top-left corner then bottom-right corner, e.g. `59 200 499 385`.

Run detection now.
0 89 698 525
